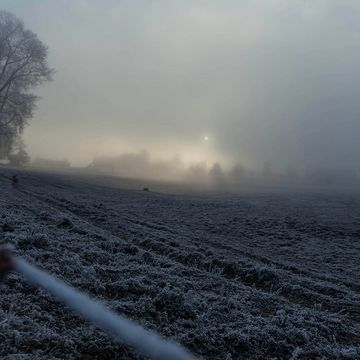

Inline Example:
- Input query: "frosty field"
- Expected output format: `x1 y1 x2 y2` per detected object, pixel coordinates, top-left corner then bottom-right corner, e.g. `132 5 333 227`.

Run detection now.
0 168 359 359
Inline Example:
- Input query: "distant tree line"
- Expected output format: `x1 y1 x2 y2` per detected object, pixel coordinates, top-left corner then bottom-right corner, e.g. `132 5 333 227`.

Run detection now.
90 152 360 189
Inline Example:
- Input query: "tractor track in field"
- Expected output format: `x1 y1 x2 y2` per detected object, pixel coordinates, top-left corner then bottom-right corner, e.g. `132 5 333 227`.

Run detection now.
1 168 359 359
14 183 360 330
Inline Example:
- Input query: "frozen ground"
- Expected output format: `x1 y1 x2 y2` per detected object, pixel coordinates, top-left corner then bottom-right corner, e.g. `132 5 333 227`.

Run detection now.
0 167 359 359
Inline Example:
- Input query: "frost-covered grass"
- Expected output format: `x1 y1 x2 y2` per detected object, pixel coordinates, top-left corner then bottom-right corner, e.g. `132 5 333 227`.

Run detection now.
0 167 359 359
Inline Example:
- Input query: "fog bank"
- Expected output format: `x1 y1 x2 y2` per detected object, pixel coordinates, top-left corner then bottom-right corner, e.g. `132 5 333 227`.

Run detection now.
2 1 360 174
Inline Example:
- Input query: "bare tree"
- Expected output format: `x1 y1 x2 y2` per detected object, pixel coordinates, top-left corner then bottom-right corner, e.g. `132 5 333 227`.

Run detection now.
0 10 52 158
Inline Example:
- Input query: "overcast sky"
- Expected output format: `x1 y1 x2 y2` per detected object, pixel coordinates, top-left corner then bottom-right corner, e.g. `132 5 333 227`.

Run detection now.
2 0 360 171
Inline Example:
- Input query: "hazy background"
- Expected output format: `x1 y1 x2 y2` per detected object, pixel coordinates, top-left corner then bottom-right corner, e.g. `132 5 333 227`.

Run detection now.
2 0 360 179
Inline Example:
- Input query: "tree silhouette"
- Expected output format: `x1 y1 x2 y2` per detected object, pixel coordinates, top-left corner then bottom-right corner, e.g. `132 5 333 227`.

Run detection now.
0 10 52 157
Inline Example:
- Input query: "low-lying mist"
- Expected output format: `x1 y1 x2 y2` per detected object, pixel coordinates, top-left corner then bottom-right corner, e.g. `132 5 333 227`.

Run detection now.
78 150 360 192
